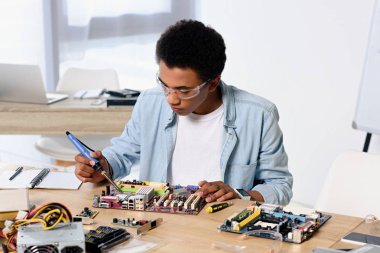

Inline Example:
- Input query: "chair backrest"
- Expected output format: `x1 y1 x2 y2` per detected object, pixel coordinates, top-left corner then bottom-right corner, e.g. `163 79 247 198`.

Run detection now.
314 151 380 218
56 68 120 91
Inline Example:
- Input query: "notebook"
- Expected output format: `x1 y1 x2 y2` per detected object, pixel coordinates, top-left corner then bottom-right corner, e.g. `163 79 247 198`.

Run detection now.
0 63 68 104
0 168 82 190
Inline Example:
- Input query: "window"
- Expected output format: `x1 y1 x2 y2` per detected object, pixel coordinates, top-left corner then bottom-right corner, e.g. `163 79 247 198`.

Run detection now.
54 0 197 90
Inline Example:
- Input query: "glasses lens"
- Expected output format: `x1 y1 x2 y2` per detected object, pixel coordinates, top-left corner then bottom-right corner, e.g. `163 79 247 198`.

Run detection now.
156 73 204 99
176 90 199 99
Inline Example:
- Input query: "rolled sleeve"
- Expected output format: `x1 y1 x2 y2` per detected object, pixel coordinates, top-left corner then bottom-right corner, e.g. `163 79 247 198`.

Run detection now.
253 105 293 205
102 92 144 180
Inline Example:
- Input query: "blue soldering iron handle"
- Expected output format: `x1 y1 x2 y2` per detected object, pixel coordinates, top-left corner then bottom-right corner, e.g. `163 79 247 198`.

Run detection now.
66 131 102 171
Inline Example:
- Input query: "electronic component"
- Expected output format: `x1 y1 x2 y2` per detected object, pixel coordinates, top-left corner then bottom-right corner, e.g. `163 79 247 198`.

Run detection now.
206 202 233 213
112 217 163 234
234 188 251 200
73 207 99 225
112 217 146 228
17 222 85 253
3 202 73 251
105 88 140 98
136 186 154 202
106 97 138 106
218 202 332 244
313 244 380 253
93 180 206 215
85 226 131 253
341 232 380 246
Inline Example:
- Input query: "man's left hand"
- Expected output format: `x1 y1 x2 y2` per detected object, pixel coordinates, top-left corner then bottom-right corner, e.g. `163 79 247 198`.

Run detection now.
197 180 238 202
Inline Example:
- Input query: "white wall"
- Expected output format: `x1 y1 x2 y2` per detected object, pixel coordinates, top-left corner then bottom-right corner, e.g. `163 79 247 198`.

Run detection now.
198 0 380 207
0 0 51 166
0 0 47 80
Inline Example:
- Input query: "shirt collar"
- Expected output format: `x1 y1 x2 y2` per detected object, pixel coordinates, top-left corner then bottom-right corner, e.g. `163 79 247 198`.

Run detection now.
220 81 236 128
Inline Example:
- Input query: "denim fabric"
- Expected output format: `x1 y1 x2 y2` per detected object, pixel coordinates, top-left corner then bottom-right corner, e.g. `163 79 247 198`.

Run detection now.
102 81 293 205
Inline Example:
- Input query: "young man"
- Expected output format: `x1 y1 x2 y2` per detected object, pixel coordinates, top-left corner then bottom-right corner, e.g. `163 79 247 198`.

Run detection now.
75 20 293 205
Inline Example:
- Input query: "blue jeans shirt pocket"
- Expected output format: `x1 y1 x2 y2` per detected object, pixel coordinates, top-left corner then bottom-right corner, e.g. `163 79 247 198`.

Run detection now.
224 163 257 189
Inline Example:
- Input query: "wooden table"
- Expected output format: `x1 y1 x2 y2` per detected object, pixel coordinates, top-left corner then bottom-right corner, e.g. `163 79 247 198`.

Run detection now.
0 164 367 252
24 184 363 252
0 98 132 135
331 218 380 250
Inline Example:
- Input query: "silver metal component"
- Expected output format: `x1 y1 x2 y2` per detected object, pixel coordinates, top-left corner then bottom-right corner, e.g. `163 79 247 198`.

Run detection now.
17 222 85 253
101 170 122 193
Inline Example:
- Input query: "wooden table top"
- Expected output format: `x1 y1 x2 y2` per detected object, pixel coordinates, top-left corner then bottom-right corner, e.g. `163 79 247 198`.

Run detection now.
0 98 132 135
0 164 366 252
26 183 363 253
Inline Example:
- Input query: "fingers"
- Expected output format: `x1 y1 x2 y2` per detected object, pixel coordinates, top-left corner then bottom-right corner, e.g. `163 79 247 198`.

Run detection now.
90 151 110 171
198 180 208 187
198 182 220 196
75 172 91 183
75 167 92 183
75 165 105 183
197 181 236 203
75 162 94 178
75 151 103 166
90 150 103 159
75 153 97 182
205 188 235 202
213 191 235 202
74 151 107 183
75 164 94 177
75 153 92 165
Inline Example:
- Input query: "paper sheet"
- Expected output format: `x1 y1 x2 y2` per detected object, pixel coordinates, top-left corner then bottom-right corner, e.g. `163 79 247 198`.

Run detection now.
0 169 82 190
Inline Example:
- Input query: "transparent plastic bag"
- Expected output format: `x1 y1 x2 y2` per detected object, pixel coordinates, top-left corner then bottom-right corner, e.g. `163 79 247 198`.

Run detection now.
103 234 165 253
239 230 284 253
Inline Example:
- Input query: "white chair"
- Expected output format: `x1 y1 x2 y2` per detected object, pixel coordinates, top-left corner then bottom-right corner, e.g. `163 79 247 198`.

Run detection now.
55 68 119 91
314 151 380 218
35 68 120 163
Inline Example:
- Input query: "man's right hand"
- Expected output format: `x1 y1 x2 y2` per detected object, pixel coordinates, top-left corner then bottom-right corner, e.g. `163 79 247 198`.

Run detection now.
74 151 110 183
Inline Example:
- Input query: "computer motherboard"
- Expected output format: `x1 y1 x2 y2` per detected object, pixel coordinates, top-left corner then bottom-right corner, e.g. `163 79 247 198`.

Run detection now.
93 180 206 215
218 202 332 243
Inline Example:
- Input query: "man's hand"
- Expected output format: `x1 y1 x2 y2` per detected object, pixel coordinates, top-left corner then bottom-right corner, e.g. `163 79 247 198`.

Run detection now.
197 180 238 202
74 151 110 183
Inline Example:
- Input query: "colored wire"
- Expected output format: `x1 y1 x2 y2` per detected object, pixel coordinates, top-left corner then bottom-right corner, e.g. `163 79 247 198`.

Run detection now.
2 202 72 251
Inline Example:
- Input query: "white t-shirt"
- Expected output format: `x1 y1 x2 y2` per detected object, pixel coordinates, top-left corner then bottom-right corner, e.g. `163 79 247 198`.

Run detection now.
168 105 224 185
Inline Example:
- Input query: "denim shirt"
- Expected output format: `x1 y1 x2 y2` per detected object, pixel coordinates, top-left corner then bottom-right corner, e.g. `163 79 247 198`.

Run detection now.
102 81 293 205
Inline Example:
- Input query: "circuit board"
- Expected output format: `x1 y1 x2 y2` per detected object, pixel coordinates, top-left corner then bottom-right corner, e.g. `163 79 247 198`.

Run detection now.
218 202 332 243
73 207 99 224
93 180 206 215
112 217 163 235
85 226 130 253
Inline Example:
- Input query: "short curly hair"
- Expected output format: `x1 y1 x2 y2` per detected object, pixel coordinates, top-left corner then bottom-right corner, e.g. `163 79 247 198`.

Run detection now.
156 19 226 82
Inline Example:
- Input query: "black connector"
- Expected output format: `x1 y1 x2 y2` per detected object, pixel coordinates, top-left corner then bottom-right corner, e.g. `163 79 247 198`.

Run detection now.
85 226 131 253
105 89 140 98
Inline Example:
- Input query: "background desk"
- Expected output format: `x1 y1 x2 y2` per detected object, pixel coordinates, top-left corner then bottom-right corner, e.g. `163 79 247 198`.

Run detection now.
0 98 132 135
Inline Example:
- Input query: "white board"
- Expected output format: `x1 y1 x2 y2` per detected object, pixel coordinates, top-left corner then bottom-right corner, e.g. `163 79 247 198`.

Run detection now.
353 0 380 135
